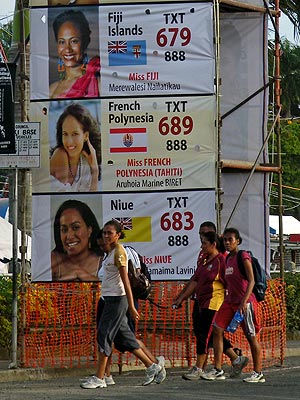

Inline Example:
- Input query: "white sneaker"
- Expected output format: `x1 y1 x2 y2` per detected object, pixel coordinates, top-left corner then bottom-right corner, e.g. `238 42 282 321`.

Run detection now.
182 366 204 380
79 375 91 382
143 363 161 386
230 356 249 378
201 368 225 381
80 375 107 389
243 371 265 383
105 374 115 385
154 356 166 384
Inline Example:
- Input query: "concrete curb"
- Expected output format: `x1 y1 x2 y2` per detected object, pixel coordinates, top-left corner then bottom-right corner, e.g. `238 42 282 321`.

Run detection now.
0 363 144 383
1 342 299 383
286 348 300 357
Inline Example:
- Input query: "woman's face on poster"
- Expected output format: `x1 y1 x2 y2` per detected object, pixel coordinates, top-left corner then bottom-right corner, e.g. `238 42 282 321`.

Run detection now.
59 208 92 256
57 21 83 67
61 115 88 158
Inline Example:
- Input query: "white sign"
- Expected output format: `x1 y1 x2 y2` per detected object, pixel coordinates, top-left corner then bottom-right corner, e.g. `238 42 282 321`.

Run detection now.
101 96 216 191
102 190 216 280
0 122 40 168
100 2 214 97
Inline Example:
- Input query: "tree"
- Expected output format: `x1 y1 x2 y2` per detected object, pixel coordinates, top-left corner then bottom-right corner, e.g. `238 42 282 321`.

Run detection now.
0 20 13 58
279 39 300 117
275 0 300 40
269 121 300 219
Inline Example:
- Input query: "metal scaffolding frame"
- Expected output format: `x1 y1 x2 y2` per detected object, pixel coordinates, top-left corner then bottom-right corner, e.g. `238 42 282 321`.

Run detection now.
6 0 285 367
214 0 284 277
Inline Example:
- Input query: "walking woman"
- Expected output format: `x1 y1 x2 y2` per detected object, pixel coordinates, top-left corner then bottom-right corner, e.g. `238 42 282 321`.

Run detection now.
173 231 248 379
81 220 165 389
202 228 264 383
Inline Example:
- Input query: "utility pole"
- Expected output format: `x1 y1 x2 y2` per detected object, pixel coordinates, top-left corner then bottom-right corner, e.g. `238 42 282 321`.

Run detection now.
18 0 29 368
9 0 29 368
274 0 284 279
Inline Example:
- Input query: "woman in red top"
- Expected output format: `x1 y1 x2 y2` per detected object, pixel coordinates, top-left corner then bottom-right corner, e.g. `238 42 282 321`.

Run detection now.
202 227 264 383
174 231 247 379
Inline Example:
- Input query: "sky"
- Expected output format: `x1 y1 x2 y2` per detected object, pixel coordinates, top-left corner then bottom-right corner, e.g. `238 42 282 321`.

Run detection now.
279 13 299 44
0 0 15 22
0 0 298 44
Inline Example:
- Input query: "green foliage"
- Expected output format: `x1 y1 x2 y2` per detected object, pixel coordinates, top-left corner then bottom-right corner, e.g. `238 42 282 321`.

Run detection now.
278 1 300 33
269 121 300 218
0 276 13 353
0 20 13 58
281 122 300 196
269 39 300 118
280 40 300 118
284 273 300 333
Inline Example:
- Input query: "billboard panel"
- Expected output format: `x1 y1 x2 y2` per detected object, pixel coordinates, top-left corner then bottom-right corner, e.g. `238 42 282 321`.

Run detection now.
30 3 214 99
30 2 217 282
99 2 214 96
31 190 215 281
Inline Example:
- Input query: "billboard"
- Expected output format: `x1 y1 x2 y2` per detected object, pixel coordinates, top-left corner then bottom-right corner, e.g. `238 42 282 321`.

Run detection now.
29 2 269 280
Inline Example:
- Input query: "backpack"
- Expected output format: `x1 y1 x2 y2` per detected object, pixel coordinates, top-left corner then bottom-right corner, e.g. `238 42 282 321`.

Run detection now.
236 250 267 302
125 246 152 300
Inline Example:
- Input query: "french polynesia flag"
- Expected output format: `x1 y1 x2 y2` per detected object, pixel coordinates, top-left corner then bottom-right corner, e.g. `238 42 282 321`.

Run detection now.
109 127 148 153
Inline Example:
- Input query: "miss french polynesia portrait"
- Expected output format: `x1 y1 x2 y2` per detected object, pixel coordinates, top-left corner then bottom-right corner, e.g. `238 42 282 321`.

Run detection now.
50 103 101 192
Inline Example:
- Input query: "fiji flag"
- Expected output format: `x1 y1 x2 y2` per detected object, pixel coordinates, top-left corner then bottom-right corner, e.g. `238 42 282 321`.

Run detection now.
108 40 147 66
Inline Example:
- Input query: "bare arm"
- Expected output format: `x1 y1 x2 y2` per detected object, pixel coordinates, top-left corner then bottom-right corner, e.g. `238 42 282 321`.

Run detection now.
239 258 255 314
50 148 69 183
173 280 197 307
119 265 139 320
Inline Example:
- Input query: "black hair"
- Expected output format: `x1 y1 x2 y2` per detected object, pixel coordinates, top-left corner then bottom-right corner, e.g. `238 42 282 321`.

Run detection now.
201 231 218 244
96 229 106 257
53 199 100 253
97 228 103 240
53 9 91 52
217 235 226 253
223 227 243 244
54 103 101 178
199 221 217 232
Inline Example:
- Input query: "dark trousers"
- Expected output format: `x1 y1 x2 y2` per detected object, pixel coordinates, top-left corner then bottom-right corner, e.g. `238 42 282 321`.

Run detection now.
192 299 232 355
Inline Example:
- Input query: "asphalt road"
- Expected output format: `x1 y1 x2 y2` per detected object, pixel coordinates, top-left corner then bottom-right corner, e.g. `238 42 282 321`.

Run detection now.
1 356 300 400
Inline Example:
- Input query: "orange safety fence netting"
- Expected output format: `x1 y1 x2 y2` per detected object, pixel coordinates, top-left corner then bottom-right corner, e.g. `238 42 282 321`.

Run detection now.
20 278 286 370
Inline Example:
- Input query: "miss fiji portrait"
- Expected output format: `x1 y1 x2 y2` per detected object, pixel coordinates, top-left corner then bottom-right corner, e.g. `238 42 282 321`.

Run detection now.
49 8 100 99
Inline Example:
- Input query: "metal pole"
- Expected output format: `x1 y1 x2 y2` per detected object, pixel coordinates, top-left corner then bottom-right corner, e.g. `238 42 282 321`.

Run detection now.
19 170 27 368
9 0 28 369
18 0 28 368
213 0 222 234
274 0 285 368
274 1 284 279
10 169 18 369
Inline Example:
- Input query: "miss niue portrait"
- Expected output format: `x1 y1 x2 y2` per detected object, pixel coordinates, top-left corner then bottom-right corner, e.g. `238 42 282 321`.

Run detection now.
48 6 100 99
